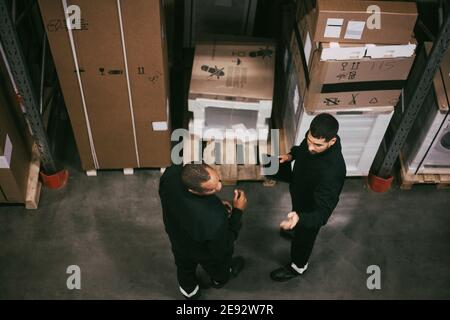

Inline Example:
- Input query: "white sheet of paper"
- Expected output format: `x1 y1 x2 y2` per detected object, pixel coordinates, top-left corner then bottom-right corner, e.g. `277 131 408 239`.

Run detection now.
324 18 344 38
344 21 366 40
152 121 168 131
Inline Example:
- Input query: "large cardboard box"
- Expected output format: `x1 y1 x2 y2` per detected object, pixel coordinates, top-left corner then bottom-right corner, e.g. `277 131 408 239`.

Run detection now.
0 89 31 204
188 40 275 141
305 50 414 110
314 0 417 44
38 0 171 170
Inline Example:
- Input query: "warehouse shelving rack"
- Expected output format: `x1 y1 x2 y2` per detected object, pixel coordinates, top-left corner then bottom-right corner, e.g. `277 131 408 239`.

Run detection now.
369 0 450 190
0 0 68 195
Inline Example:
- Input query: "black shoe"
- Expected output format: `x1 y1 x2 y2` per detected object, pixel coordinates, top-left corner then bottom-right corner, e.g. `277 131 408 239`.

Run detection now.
279 228 295 241
211 256 245 289
270 265 301 282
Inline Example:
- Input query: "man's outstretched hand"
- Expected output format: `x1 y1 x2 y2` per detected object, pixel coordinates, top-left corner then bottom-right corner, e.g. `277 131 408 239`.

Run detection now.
280 211 299 230
279 154 293 163
233 189 248 211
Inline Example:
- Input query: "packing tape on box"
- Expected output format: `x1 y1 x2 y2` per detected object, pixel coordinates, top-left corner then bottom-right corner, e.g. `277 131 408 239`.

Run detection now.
117 0 141 167
62 0 99 169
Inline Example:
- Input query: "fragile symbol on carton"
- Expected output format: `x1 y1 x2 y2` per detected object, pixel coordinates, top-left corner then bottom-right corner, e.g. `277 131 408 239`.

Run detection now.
148 71 163 84
201 65 225 79
99 68 105 76
324 98 340 106
249 46 273 59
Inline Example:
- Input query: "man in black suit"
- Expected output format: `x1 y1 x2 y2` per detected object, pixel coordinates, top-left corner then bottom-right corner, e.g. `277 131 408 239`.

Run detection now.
270 113 346 282
159 163 247 299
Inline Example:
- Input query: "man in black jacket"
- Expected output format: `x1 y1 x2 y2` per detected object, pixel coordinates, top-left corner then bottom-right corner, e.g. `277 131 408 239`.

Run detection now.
159 163 248 299
270 113 346 282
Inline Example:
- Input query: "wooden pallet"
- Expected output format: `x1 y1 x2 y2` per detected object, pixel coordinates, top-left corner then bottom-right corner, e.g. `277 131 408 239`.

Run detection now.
25 144 42 209
398 154 450 190
182 135 279 186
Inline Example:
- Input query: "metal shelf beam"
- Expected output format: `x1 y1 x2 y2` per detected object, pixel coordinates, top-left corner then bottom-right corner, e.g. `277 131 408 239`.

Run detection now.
0 0 57 174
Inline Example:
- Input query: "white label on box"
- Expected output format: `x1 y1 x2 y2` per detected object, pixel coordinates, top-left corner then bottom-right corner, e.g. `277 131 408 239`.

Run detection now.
324 18 343 38
304 32 312 67
0 135 13 169
344 21 365 40
152 121 168 131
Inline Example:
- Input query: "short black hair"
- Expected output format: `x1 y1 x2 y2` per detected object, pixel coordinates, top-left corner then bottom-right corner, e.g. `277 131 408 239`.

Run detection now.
181 163 212 193
309 113 339 142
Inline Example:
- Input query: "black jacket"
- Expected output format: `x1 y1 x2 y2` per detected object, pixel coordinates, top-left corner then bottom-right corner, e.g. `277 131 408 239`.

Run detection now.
159 165 243 264
289 136 346 229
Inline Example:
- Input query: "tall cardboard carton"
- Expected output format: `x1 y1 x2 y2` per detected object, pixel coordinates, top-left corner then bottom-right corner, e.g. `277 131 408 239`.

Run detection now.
38 0 171 170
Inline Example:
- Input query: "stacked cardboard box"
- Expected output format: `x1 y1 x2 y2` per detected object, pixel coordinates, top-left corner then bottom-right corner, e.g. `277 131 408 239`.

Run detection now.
284 0 418 176
188 40 276 142
38 0 171 171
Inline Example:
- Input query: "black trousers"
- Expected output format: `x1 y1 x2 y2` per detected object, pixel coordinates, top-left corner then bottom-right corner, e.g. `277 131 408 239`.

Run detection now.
174 254 230 292
290 224 321 268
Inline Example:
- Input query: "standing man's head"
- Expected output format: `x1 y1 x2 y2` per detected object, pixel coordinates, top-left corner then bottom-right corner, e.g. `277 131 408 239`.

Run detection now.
306 113 339 154
181 163 223 195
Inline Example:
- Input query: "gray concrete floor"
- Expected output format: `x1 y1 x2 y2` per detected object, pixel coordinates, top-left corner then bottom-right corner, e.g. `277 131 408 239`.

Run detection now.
1 143 450 300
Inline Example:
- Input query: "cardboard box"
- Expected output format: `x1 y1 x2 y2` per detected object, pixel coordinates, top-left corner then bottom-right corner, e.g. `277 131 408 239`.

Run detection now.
189 41 275 101
38 0 171 170
305 89 402 111
314 0 417 44
311 54 414 84
320 40 417 60
0 87 31 204
188 40 275 141
304 50 413 110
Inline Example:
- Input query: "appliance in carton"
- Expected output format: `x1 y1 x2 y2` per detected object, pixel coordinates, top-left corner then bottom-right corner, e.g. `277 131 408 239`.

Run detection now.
38 0 171 171
188 40 275 142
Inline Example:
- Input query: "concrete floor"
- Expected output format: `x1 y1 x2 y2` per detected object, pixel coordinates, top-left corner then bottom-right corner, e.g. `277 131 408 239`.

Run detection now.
1 160 449 300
